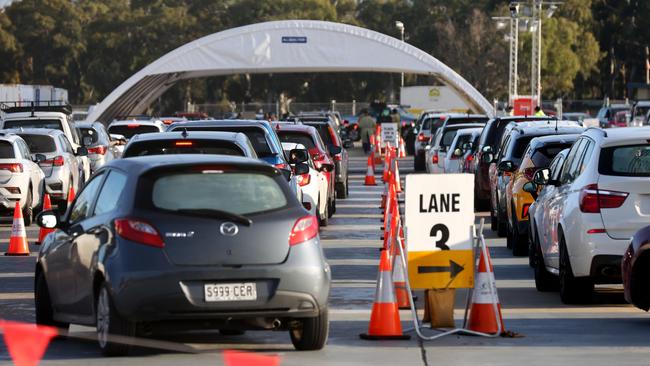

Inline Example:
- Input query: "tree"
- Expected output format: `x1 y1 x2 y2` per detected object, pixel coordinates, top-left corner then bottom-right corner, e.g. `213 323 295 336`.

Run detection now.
0 12 20 83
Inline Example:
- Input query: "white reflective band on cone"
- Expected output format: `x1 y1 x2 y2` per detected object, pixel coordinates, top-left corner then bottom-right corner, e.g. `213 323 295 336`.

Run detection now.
11 219 26 237
375 271 397 303
392 252 407 282
472 272 499 304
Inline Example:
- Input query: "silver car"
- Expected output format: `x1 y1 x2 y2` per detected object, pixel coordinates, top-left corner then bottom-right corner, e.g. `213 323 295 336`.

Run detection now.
13 129 87 209
76 122 120 172
34 155 330 356
0 132 45 225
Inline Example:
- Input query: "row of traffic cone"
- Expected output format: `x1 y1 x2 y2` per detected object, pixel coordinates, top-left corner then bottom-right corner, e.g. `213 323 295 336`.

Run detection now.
4 186 75 256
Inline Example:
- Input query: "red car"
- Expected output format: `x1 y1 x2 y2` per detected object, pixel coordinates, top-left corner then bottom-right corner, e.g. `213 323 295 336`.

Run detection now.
273 123 336 220
623 225 650 311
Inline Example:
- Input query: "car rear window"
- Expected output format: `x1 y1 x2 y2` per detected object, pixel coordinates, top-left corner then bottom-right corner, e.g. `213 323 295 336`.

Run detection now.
4 119 63 131
151 171 287 215
0 141 14 158
176 126 274 157
277 132 316 149
17 134 56 153
441 130 459 149
421 117 446 132
123 139 245 158
446 117 488 125
79 127 100 144
530 143 574 167
599 144 650 176
453 134 474 149
511 136 536 160
108 124 160 139
302 123 333 146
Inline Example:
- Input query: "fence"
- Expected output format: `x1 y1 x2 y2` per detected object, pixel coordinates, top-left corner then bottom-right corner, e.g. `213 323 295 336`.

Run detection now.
193 101 371 119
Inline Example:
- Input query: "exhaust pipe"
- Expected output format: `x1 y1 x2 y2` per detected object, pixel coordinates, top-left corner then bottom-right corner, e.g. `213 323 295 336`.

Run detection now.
272 319 281 329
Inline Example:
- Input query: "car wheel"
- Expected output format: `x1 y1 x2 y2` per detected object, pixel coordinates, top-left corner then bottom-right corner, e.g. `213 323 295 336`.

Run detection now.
559 234 593 304
290 308 329 351
345 177 349 197
414 154 425 171
328 198 336 218
497 203 507 238
336 182 347 199
96 284 135 357
534 237 559 292
319 199 328 227
22 188 33 226
490 210 497 231
35 270 69 332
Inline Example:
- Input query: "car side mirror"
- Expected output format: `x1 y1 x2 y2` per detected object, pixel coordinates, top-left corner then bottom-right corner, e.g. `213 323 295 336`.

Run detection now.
482 152 494 164
82 136 93 147
532 168 550 185
319 163 334 172
76 147 88 156
328 145 342 156
33 153 47 163
523 182 537 194
36 210 61 229
294 162 310 176
497 160 516 173
453 148 463 157
288 148 309 164
280 168 292 181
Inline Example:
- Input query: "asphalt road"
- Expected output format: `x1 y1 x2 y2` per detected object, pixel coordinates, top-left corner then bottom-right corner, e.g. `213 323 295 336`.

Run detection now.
1 145 650 365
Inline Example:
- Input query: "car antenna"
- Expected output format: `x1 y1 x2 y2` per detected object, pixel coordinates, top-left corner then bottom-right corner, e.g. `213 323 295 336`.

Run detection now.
30 101 35 117
181 128 188 138
555 117 558 132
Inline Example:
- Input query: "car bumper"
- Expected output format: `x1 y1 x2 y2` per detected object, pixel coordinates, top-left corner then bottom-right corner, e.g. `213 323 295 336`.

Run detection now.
0 176 29 210
107 238 331 323
570 232 628 281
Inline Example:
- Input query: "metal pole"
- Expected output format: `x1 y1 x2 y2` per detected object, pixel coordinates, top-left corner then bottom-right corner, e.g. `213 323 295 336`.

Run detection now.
400 27 405 89
508 17 519 104
531 0 543 107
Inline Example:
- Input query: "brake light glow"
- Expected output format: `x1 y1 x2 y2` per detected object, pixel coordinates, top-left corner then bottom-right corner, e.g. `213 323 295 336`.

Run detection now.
587 228 607 234
40 156 64 167
334 154 342 161
162 119 173 125
417 133 427 142
115 218 164 248
522 203 531 219
523 167 536 181
175 141 193 147
579 184 628 213
0 163 23 173
432 152 438 164
275 163 289 170
289 215 319 246
297 173 311 186
87 145 107 155
127 124 140 128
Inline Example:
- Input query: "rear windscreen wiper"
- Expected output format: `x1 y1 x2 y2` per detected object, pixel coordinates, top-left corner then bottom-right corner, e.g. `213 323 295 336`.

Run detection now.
174 209 252 226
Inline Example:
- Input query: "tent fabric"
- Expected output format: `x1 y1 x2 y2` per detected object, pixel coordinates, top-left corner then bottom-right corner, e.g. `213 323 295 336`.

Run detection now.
87 20 494 123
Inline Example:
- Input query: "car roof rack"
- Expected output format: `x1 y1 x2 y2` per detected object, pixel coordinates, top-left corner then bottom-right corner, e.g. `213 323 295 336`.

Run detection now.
0 101 71 116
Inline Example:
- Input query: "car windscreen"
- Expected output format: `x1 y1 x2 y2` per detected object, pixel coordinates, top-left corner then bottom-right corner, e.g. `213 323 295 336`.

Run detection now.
79 127 100 144
530 142 574 167
108 124 160 139
17 134 56 153
0 141 14 158
599 144 650 176
302 123 333 146
3 119 63 131
123 139 245 158
277 131 316 149
174 126 274 157
635 106 650 118
150 170 288 215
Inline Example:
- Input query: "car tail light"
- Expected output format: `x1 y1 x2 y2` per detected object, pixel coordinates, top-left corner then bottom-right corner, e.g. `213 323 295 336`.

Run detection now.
275 163 289 170
162 119 173 125
587 228 606 234
289 215 319 246
0 163 23 173
115 218 164 248
175 141 193 147
353 124 358 130
522 203 531 219
579 184 628 213
417 133 427 142
523 167 536 181
466 154 474 163
127 123 140 128
40 156 64 167
5 187 20 194
334 153 342 161
87 145 107 155
297 173 311 186
432 152 439 164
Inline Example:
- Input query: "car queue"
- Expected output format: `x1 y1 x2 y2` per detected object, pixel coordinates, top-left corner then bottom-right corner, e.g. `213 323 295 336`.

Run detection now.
0 102 351 355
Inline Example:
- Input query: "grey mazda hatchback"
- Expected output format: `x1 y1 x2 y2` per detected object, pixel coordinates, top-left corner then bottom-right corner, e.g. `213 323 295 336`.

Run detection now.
34 154 331 356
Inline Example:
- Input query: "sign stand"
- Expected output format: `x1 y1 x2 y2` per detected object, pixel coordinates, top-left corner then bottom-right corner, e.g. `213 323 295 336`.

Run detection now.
398 218 502 340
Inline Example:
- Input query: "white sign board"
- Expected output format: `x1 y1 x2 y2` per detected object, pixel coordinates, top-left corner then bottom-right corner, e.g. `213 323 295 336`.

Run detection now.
400 85 471 112
380 123 398 148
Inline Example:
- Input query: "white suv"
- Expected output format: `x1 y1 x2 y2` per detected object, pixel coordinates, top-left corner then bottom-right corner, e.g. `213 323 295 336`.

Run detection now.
0 132 45 225
531 127 650 304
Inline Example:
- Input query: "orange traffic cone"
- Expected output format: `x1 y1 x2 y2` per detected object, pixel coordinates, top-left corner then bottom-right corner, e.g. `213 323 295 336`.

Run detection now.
36 194 54 245
392 232 411 310
364 156 377 186
393 159 402 193
370 151 377 172
380 170 391 209
399 137 407 158
5 202 29 256
369 134 376 154
382 189 397 251
467 247 505 334
383 148 392 183
360 249 410 340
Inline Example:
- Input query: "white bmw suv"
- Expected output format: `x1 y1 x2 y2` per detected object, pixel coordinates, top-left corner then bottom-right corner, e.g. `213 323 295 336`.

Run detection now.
0 132 45 225
531 127 650 304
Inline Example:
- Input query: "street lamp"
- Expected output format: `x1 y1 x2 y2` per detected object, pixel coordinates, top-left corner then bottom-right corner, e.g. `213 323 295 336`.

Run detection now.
395 21 405 88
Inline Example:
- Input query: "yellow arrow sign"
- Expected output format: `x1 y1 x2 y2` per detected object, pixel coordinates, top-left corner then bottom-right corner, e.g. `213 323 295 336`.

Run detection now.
408 250 474 289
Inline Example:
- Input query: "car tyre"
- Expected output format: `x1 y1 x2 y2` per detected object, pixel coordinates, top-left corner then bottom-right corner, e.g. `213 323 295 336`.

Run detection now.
319 198 328 227
290 308 329 351
511 209 527 257
490 210 497 231
336 180 348 199
22 188 33 226
533 235 559 292
96 284 135 357
559 234 593 304
219 329 246 336
414 154 425 171
496 203 507 238
35 270 69 333
328 198 335 218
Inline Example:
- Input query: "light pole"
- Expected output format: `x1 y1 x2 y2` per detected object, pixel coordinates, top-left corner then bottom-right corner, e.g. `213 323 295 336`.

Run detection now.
395 21 405 88
531 1 561 108
492 1 520 105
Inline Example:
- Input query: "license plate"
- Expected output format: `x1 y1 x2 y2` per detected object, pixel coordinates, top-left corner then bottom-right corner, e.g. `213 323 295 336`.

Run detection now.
204 282 257 302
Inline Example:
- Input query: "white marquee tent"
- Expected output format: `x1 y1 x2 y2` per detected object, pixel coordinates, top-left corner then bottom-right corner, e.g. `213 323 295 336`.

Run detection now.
87 20 494 123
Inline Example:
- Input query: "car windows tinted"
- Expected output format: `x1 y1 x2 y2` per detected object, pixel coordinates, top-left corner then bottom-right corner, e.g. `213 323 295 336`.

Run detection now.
0 141 15 158
549 154 566 181
441 130 459 149
18 134 56 154
123 140 245 158
3 119 63 131
94 171 127 215
151 172 287 215
60 136 74 154
560 139 585 184
277 132 316 149
108 125 160 139
303 123 333 146
79 127 100 144
68 173 105 224
175 127 273 157
531 143 573 167
512 136 536 160
599 144 650 176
